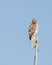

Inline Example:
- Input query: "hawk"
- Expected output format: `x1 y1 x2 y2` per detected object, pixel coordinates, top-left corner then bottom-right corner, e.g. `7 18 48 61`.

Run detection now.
28 19 39 48
28 19 38 40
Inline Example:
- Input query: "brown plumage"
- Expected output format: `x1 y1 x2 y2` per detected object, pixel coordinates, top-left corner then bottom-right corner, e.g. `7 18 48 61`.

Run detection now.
28 19 38 40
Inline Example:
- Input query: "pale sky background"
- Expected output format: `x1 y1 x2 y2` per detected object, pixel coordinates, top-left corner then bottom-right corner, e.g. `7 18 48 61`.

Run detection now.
0 0 52 65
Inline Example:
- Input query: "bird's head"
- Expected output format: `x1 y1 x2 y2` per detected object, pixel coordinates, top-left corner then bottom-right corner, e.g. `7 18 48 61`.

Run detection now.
32 19 37 24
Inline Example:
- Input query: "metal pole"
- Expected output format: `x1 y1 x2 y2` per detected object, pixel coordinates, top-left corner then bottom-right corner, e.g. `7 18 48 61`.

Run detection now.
34 43 39 65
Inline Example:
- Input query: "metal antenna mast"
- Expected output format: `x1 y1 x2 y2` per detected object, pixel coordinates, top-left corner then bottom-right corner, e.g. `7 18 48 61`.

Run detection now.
31 36 39 65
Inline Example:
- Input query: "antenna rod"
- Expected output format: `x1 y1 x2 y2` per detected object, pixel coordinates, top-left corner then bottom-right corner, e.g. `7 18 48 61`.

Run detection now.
34 43 39 65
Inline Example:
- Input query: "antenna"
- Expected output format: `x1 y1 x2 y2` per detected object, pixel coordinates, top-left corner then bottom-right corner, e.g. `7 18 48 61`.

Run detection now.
31 35 39 65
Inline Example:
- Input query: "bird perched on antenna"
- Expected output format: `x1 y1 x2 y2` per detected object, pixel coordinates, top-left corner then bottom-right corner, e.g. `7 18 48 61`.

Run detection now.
28 19 39 48
28 19 38 40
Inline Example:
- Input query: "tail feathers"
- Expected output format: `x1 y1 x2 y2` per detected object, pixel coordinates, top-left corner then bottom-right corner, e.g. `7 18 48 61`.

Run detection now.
29 36 31 40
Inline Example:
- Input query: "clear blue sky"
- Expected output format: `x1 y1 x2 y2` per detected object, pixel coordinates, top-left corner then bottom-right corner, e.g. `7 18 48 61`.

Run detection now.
0 0 52 65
